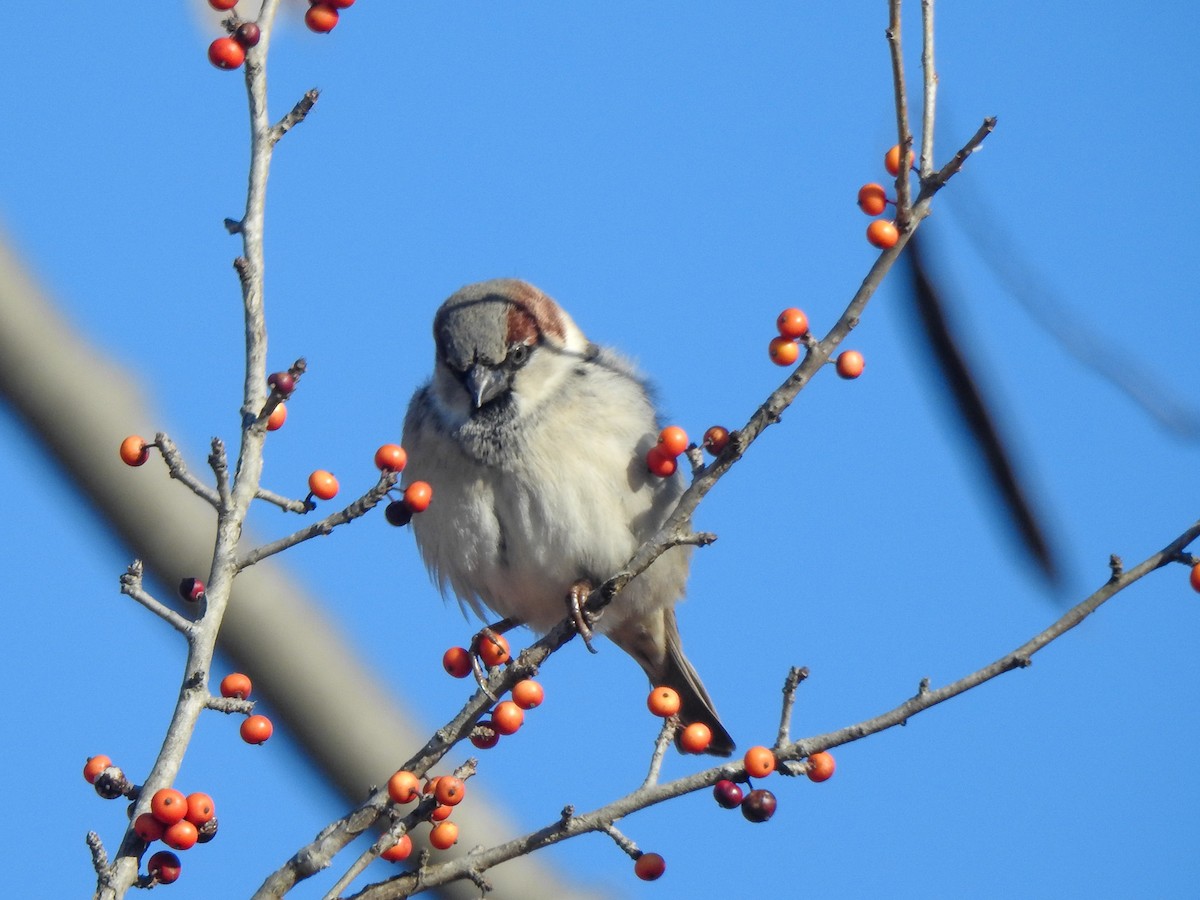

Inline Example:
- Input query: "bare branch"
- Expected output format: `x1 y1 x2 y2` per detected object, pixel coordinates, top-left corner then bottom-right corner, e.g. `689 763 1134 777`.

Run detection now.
155 432 220 508
919 0 937 174
119 560 195 636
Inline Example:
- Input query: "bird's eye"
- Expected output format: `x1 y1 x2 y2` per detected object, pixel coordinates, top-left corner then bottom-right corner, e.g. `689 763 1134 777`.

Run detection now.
507 343 532 368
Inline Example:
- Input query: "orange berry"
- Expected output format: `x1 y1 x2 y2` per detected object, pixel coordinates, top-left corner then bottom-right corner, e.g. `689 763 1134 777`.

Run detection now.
884 144 915 176
429 820 458 850
702 426 730 455
743 745 777 778
119 435 150 467
404 480 433 513
307 470 339 501
511 679 544 710
634 852 666 881
647 686 681 718
768 336 799 367
147 850 181 884
645 446 678 478
866 219 899 249
305 3 339 32
1190 563 1200 593
776 308 809 339
679 722 712 754
207 36 246 71
266 403 287 431
83 755 112 785
381 834 413 862
806 750 836 782
475 631 511 668
442 646 473 678
163 819 198 851
857 182 889 216
185 793 215 826
374 443 407 472
657 426 689 459
208 0 238 9
387 770 421 804
240 714 273 745
430 803 454 822
836 350 865 379
491 700 525 735
150 788 188 826
220 672 252 699
435 776 466 807
423 776 441 796
134 812 165 843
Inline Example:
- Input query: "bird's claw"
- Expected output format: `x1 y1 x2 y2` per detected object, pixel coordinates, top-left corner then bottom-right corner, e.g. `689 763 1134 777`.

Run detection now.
569 580 600 654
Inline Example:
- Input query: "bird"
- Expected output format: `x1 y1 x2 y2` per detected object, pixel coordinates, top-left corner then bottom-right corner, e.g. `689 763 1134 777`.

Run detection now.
401 278 734 756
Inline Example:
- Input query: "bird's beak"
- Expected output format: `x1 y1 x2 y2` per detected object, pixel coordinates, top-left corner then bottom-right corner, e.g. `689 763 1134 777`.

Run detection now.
464 363 507 409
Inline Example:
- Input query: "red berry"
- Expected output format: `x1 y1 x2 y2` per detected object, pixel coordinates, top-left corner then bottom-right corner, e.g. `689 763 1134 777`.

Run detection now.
741 788 777 822
327 0 356 6
646 446 677 478
806 750 836 782
511 679 544 710
234 22 261 49
866 219 899 249
150 789 188 825
1190 563 1200 593
657 426 689 459
634 852 666 881
713 779 744 809
384 499 414 527
491 700 524 735
884 144 915 176
471 721 500 749
702 426 730 455
403 481 433 512
442 646 473 678
308 470 339 501
381 834 413 862
119 435 150 467
83 755 112 785
208 0 238 9
387 770 421 804
429 820 458 850
776 307 809 339
374 444 408 472
836 350 865 379
475 631 511 668
646 686 681 718
220 672 252 699
266 403 287 431
435 776 466 807
178 577 205 602
305 3 339 32
147 850 181 884
240 714 273 745
679 722 712 754
207 37 245 70
134 812 165 842
743 745 777 779
768 336 799 366
267 371 295 396
185 792 215 825
163 819 199 851
857 183 888 216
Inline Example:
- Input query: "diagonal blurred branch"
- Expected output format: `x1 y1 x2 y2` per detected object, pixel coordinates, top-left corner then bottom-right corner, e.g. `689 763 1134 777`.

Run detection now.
0 231 601 900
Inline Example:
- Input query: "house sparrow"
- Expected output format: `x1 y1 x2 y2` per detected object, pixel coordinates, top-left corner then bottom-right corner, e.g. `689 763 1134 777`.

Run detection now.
402 278 734 756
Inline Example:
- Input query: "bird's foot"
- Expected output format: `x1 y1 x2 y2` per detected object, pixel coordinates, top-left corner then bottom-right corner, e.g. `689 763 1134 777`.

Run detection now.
568 580 600 654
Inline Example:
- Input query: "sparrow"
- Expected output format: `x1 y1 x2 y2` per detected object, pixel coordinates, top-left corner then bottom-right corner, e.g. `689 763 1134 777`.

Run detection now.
402 278 734 756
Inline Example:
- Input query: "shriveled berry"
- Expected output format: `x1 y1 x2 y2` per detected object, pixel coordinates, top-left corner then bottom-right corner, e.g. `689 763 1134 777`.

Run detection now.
195 817 219 844
713 779 744 809
471 721 500 750
740 788 777 823
94 767 131 799
634 852 666 881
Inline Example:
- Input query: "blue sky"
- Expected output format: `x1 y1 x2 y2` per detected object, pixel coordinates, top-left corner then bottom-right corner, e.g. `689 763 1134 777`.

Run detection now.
2 3 1197 898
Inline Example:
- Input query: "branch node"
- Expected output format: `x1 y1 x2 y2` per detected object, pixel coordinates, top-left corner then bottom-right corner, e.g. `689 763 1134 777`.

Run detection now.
1109 554 1124 579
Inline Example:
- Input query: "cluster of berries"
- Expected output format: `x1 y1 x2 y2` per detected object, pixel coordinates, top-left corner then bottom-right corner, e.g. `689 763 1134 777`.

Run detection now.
442 633 544 747
205 0 356 71
82 757 219 885
858 144 914 250
767 307 864 379
644 425 733 478
383 768 470 857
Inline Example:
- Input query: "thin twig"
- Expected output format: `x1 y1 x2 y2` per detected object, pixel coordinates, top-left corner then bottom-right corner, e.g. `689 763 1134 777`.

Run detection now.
119 560 195 636
271 89 320 144
156 432 220 508
642 718 677 789
887 0 914 220
775 666 809 747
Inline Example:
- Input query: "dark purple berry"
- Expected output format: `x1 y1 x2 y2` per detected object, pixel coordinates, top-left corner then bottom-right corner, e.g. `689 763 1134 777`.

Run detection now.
713 779 744 809
740 788 777 823
267 371 295 396
235 22 261 48
178 577 205 602
384 500 413 527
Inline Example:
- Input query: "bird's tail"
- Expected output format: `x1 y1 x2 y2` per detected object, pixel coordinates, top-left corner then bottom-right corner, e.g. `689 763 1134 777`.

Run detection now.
614 607 735 757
